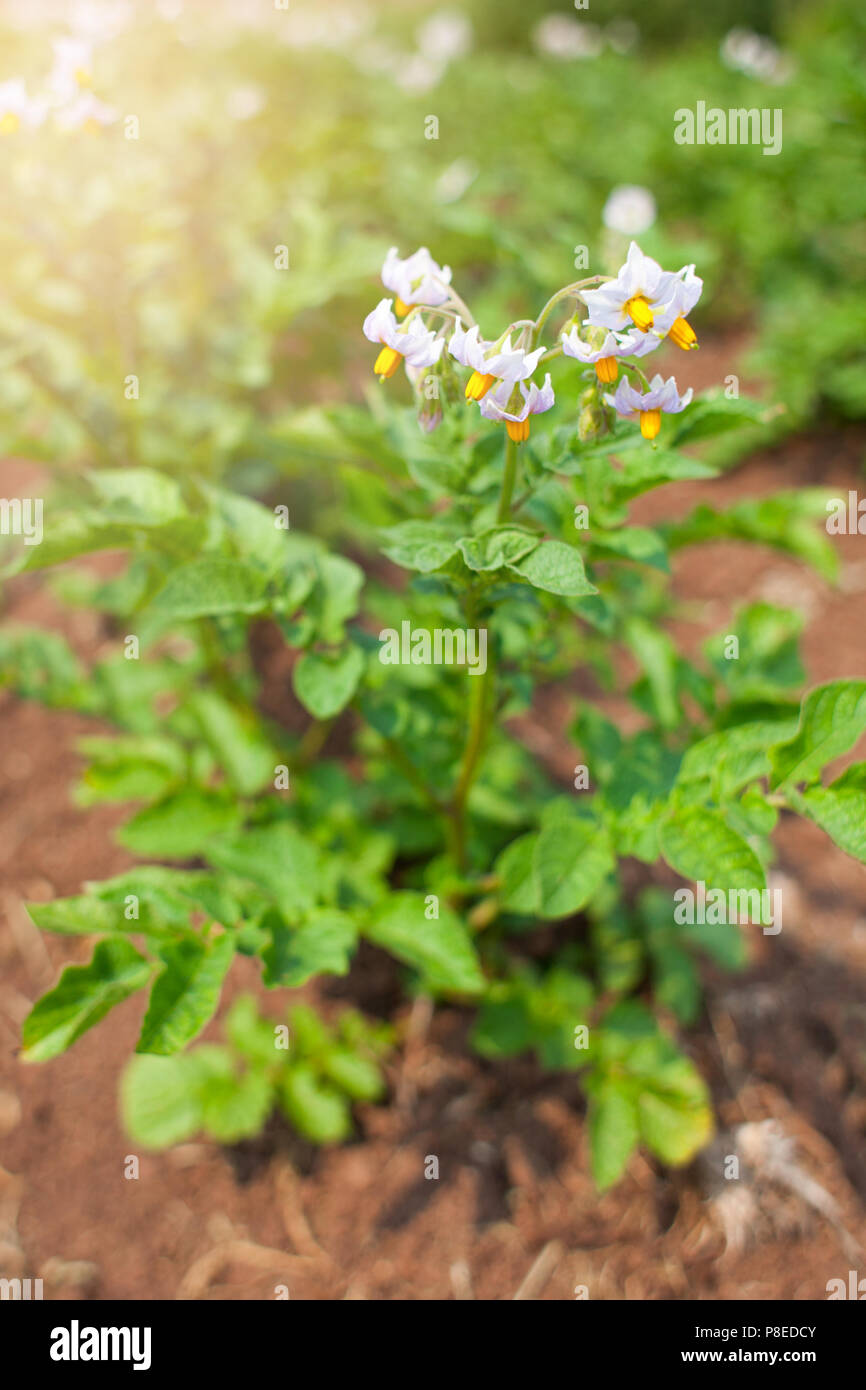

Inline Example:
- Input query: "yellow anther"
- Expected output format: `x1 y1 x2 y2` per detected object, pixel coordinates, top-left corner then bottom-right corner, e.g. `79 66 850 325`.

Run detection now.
465 370 497 401
594 356 618 384
374 345 403 378
639 409 661 441
625 295 654 332
668 316 698 350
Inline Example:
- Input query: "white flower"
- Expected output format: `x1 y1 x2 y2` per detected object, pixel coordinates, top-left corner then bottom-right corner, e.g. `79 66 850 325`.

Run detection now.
602 185 657 237
582 241 702 349
720 28 794 84
533 15 603 60
363 298 444 378
561 324 657 383
664 265 703 349
393 54 447 94
479 374 555 444
605 373 693 441
449 321 546 400
0 79 46 132
225 85 265 121
417 10 472 63
382 246 452 316
55 92 117 131
49 37 95 101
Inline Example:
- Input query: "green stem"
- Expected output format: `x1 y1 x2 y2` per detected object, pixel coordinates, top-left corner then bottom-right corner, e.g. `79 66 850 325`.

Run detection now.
533 274 610 342
496 434 519 523
449 658 493 872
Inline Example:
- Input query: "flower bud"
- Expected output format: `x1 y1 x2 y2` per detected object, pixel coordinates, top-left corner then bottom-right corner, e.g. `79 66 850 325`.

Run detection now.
577 390 607 442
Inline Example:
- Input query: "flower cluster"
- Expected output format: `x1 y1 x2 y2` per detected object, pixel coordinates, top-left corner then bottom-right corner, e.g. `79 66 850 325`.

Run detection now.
0 36 117 136
362 239 702 445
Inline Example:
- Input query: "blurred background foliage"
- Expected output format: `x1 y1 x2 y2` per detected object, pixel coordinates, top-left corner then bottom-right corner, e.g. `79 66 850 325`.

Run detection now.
0 0 862 527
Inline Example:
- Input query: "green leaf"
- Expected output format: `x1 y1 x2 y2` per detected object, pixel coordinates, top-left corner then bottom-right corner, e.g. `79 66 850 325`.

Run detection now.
306 554 364 643
261 908 358 987
136 933 235 1055
609 446 718 503
668 492 838 581
769 681 866 789
380 520 459 574
532 816 614 919
624 617 679 730
365 892 484 995
507 540 598 597
278 1064 352 1143
75 733 186 807
22 940 152 1062
456 526 538 572
121 1053 203 1150
26 896 129 936
150 558 268 619
669 391 767 446
225 995 282 1066
321 1048 385 1102
472 987 536 1060
292 645 364 720
649 942 701 1024
494 834 540 913
117 789 241 859
588 525 669 572
89 468 185 526
187 691 276 795
207 823 320 919
199 1068 274 1144
637 1057 714 1166
587 1077 640 1191
793 783 866 864
677 716 800 801
660 807 766 898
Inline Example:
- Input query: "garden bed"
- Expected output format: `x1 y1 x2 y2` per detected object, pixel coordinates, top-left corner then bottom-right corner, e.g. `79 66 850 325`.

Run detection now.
2 418 865 1301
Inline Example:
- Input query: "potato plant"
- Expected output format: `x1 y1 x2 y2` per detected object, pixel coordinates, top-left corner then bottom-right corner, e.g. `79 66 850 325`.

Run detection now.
5 237 866 1190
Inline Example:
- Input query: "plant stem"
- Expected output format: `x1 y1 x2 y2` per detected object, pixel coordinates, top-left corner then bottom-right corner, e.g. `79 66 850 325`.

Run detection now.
496 434 519 523
449 657 493 871
533 274 609 342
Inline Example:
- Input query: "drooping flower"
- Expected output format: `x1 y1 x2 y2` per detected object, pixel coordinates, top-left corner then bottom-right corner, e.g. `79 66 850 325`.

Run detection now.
605 373 693 441
561 323 657 383
662 266 703 351
381 246 452 317
582 241 700 342
363 298 444 379
0 79 46 133
479 374 555 444
405 360 443 433
449 321 546 401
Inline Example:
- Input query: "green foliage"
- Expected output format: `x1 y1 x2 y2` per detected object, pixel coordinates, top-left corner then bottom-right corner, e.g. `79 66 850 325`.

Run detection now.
121 996 392 1149
5 3 864 1190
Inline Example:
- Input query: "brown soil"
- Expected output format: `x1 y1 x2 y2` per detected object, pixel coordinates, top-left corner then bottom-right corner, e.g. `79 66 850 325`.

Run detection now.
1 389 866 1300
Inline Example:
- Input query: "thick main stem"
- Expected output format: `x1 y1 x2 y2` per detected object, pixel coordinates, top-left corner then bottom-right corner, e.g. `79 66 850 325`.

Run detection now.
449 657 492 872
496 434 519 524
